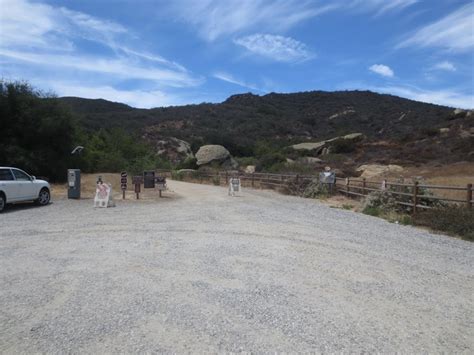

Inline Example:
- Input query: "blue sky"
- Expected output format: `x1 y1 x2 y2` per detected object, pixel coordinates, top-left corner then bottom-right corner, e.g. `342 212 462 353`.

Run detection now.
0 0 472 108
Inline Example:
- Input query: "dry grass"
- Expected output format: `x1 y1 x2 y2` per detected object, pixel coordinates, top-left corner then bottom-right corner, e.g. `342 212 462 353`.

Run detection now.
51 173 171 201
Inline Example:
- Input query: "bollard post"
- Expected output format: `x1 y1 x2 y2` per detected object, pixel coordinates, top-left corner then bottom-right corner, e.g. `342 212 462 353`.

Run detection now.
412 181 419 216
467 183 473 209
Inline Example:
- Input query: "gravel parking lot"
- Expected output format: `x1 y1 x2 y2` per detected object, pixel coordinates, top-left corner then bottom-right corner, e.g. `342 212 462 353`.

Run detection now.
1 180 473 353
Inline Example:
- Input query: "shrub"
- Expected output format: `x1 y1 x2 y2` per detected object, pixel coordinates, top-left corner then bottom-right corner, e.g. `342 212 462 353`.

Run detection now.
362 191 398 214
329 138 357 154
302 179 332 199
414 206 474 241
176 156 198 170
363 206 381 216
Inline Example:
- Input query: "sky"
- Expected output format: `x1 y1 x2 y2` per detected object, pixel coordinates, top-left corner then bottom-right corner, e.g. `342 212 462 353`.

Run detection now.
0 0 473 109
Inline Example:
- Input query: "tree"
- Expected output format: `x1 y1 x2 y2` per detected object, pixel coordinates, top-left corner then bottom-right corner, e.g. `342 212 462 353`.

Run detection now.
0 80 76 181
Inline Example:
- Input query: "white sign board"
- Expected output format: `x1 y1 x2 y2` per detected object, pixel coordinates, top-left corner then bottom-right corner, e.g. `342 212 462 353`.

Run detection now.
228 178 241 196
94 183 115 208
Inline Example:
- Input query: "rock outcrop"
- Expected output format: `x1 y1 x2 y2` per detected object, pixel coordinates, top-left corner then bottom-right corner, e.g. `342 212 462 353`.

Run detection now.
291 133 364 154
356 164 404 178
195 145 238 169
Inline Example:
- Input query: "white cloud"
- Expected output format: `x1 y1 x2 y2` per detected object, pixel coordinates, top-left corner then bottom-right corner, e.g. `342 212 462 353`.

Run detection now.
369 64 394 77
49 83 179 108
0 0 202 106
348 0 418 16
339 82 473 109
234 34 313 62
376 85 473 109
213 71 264 92
398 3 474 52
0 49 202 88
170 0 337 41
432 61 457 72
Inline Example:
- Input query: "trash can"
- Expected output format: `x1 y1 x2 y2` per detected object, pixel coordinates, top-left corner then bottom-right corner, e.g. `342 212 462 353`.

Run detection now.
67 169 81 199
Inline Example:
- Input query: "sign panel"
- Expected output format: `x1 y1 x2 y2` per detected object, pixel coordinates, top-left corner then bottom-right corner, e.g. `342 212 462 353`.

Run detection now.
228 178 241 196
319 171 336 184
132 176 143 185
155 176 167 191
120 171 127 191
143 171 155 188
94 183 115 208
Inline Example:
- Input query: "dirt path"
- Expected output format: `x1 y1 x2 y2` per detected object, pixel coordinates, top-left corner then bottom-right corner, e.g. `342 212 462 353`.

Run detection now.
1 180 473 353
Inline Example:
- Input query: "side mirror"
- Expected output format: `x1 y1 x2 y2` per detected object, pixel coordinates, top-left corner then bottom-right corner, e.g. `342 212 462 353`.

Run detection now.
31 176 36 181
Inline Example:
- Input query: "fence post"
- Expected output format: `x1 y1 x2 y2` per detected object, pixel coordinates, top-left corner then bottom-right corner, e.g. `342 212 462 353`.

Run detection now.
412 181 419 216
362 178 366 195
225 171 228 185
346 177 350 195
217 171 220 186
296 174 299 185
467 183 473 209
251 173 255 188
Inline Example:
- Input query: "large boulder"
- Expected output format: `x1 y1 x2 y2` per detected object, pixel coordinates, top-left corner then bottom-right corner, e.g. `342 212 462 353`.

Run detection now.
195 145 238 169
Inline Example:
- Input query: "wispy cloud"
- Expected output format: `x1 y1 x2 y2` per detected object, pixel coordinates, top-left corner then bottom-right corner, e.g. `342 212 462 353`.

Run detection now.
397 3 474 52
49 83 180 108
339 81 473 109
348 0 419 16
432 61 457 72
170 0 337 41
369 64 394 77
234 34 313 62
213 71 264 92
376 85 473 109
0 0 202 103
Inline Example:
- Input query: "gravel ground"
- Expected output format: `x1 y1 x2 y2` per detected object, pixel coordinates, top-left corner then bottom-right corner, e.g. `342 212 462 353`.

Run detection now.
0 180 473 353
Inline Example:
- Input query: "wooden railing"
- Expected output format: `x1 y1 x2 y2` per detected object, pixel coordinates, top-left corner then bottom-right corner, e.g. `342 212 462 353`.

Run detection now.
166 169 473 213
334 177 473 214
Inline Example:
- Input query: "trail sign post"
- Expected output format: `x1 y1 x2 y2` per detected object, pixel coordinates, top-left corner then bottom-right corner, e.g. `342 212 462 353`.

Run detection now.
228 177 241 196
155 176 167 197
132 176 143 199
120 171 127 199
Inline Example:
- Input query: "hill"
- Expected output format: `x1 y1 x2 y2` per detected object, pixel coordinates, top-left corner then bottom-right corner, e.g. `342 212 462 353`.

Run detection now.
57 90 473 170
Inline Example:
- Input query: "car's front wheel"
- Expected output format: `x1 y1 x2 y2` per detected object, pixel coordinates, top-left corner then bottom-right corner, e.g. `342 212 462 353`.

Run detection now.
0 194 5 212
36 188 50 206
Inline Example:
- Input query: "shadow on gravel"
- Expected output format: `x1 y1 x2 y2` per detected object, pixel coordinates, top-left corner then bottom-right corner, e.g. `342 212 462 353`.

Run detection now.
2 202 53 214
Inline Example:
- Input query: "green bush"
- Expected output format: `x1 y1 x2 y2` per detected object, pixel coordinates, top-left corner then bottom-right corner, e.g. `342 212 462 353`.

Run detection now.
176 156 198 170
414 206 474 241
302 179 332 199
362 191 398 213
362 206 381 216
329 138 357 154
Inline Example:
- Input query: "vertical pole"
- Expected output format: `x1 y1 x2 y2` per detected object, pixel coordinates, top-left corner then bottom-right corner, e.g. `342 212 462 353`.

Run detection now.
225 171 228 186
412 181 419 216
467 183 472 209
159 190 162 198
362 178 366 195
251 173 255 188
346 177 350 195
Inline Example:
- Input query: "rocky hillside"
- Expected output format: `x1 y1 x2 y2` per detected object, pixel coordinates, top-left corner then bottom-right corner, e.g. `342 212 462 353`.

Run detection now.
58 90 473 170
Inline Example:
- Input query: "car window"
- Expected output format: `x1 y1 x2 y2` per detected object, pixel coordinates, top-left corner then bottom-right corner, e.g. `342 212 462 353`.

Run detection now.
0 169 14 181
12 169 31 181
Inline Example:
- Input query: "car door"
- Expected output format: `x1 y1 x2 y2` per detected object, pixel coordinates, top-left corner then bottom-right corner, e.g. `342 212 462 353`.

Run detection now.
0 168 18 202
11 169 36 200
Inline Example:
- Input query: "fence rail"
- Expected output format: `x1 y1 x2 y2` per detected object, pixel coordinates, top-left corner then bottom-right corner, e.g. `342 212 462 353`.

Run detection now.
165 169 473 214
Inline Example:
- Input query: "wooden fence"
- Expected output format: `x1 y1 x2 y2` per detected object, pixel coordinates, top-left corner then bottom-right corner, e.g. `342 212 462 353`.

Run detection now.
163 169 473 214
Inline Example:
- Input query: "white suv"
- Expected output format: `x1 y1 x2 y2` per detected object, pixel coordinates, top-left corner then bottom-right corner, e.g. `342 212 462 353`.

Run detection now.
0 167 51 212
